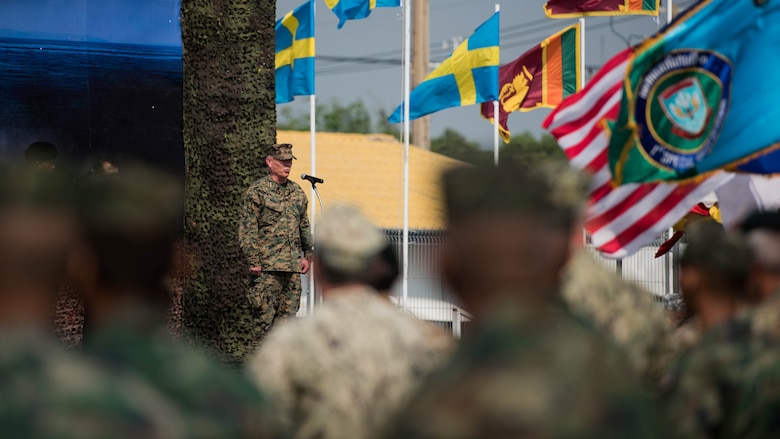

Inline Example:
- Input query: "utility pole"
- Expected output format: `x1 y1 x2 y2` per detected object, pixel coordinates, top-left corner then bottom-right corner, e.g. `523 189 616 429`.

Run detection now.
412 0 430 150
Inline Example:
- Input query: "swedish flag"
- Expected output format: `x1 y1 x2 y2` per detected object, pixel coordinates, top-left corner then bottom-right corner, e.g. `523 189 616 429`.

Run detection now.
389 12 499 123
276 0 315 104
325 0 401 29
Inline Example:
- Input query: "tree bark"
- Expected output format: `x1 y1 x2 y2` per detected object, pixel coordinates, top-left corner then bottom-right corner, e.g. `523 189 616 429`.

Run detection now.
181 0 276 364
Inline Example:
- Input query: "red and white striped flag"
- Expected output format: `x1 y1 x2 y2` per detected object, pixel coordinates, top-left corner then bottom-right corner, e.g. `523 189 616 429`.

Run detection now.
542 49 732 259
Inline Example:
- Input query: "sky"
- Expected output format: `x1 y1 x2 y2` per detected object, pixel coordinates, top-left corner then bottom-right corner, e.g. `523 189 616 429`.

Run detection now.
276 0 698 148
0 0 181 46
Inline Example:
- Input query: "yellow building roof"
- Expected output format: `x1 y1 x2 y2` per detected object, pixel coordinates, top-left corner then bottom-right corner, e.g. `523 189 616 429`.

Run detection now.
278 130 464 230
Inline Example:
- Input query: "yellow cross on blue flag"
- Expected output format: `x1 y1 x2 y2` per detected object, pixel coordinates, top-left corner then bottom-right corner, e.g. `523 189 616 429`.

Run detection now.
325 0 401 29
389 12 499 123
276 0 315 104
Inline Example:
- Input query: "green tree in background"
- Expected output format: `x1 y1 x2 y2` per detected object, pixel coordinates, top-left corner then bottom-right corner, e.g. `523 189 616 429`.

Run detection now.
502 132 567 164
278 99 398 136
431 129 490 166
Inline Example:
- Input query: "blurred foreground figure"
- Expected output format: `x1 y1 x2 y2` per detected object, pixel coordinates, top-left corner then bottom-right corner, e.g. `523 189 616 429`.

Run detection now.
24 141 58 171
660 222 780 438
69 165 285 438
0 170 184 438
387 162 660 438
248 204 453 439
562 251 676 389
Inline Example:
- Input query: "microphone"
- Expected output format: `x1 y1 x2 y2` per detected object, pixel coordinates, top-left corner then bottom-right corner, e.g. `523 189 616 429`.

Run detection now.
301 173 324 185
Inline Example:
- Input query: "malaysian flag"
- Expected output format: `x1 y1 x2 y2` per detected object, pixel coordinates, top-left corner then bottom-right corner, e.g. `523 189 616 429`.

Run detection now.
543 49 732 258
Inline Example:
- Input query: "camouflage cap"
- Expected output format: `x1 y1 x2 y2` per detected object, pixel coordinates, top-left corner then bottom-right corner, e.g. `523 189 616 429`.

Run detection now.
315 204 386 274
268 143 296 161
443 161 589 228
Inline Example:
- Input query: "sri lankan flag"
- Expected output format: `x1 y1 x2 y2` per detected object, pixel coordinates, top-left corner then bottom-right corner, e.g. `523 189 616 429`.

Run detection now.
544 0 659 18
481 24 580 143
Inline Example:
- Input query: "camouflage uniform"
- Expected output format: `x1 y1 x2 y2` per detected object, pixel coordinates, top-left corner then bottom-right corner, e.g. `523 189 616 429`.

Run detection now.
660 317 780 439
83 306 286 439
0 330 187 438
248 285 454 439
562 251 677 389
386 298 662 439
386 163 661 439
239 148 313 344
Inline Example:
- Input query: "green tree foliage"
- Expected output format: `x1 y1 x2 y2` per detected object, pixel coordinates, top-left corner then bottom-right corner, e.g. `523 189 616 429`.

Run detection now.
431 129 566 166
431 129 491 166
278 99 398 136
503 132 567 164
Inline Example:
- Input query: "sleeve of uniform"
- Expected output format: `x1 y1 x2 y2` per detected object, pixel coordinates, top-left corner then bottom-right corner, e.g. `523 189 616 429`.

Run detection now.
299 191 314 259
239 186 263 267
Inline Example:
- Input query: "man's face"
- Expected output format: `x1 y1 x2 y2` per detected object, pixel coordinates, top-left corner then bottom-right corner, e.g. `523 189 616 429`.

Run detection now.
266 156 293 180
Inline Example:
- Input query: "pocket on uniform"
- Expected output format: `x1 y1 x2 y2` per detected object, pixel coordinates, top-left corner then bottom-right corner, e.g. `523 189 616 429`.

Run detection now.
261 203 283 226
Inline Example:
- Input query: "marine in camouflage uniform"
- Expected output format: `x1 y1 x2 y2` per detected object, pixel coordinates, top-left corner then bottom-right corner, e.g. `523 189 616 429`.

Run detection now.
386 163 661 439
248 205 453 439
0 169 187 438
658 222 780 438
239 143 313 347
562 250 677 389
71 165 286 438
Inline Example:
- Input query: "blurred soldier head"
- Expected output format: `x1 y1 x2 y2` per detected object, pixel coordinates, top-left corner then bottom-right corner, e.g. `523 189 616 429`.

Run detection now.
739 212 780 302
24 141 58 171
0 169 74 326
266 143 295 183
92 155 120 177
68 164 182 323
314 204 394 295
680 221 752 331
440 161 589 317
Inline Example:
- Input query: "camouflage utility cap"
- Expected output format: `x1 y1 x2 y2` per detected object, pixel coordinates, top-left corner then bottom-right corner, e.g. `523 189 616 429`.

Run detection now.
269 143 296 161
315 204 386 273
443 161 589 227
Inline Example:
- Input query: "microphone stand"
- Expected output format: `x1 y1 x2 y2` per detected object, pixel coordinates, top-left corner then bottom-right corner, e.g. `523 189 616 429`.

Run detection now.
305 179 325 215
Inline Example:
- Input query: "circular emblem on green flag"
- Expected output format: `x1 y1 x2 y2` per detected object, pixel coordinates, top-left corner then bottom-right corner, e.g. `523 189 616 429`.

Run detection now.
635 50 732 172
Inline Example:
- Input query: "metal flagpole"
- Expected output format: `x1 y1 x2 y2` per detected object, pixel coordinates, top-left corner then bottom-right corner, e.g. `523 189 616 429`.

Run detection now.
579 17 585 87
579 17 587 246
493 4 500 166
402 0 411 305
309 0 317 314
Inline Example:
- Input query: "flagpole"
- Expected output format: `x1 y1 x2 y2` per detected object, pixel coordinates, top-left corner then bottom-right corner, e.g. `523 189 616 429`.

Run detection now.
309 0 317 314
579 16 586 246
402 0 411 306
579 17 585 87
667 0 673 24
493 4 500 166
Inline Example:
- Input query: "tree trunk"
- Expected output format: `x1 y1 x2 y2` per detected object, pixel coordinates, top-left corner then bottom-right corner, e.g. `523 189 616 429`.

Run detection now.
181 0 276 364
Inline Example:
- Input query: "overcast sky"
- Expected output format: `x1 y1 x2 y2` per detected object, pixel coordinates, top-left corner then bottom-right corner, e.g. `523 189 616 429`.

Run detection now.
276 0 698 148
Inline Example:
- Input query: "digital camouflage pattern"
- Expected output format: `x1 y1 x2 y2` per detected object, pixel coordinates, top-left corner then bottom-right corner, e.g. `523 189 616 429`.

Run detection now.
386 297 662 439
246 272 302 348
239 174 313 272
83 306 286 439
248 286 454 439
562 250 677 388
0 330 187 439
660 317 780 439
